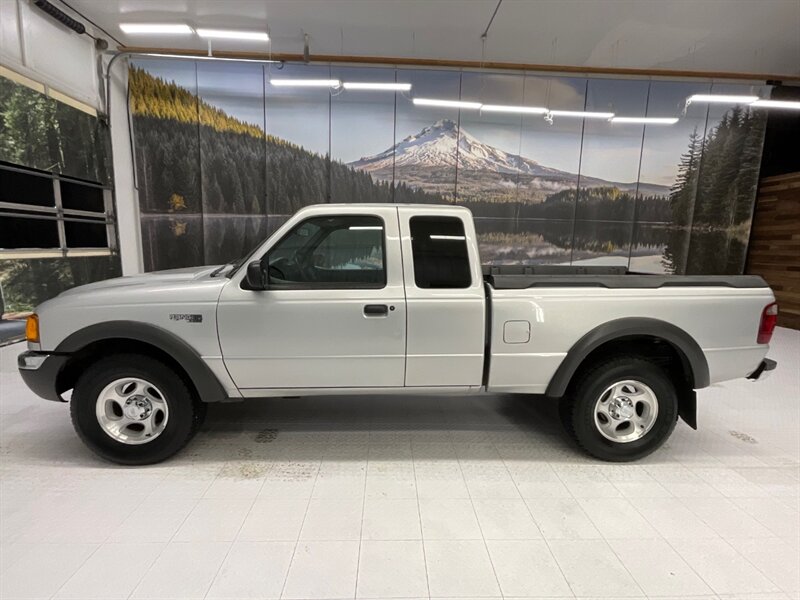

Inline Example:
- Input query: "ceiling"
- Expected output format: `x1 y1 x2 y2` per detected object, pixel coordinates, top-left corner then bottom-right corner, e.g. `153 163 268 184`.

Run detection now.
67 0 800 76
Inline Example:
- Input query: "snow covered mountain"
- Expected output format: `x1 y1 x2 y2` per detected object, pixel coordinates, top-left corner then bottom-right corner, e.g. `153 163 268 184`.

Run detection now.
348 119 669 200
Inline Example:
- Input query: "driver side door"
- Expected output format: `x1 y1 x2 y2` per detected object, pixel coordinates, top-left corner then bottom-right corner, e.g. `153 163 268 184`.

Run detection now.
217 207 407 392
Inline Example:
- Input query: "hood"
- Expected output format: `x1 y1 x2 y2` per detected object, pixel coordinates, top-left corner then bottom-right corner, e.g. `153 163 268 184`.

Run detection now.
57 265 223 298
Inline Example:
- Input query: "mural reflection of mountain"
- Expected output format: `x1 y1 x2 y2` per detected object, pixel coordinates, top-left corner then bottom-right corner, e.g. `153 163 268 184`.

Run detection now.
350 118 670 201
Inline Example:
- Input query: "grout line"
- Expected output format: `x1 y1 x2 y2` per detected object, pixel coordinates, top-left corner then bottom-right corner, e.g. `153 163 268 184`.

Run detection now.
451 438 506 600
277 450 323 600
607 479 722 596
410 437 432 600
125 463 221 599
201 456 272 599
549 464 648 598
47 469 177 600
493 441 577 600
353 441 370 600
662 492 791 595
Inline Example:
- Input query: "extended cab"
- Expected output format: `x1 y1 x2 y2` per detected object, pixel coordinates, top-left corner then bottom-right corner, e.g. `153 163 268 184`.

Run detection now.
19 204 777 464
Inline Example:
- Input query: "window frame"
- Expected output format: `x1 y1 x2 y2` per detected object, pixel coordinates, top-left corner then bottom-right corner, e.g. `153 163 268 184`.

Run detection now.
259 214 389 291
0 163 116 259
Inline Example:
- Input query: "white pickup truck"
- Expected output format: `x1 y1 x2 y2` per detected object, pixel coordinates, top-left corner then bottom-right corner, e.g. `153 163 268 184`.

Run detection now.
19 204 777 464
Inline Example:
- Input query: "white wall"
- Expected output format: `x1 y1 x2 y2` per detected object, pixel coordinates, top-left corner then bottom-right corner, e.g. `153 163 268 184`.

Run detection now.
106 56 143 275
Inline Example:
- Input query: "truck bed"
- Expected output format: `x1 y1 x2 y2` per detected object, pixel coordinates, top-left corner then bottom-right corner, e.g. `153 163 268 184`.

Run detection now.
482 265 768 290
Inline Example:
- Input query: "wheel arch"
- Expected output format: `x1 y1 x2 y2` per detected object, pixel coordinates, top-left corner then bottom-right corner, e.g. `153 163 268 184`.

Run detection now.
546 318 708 429
54 321 227 404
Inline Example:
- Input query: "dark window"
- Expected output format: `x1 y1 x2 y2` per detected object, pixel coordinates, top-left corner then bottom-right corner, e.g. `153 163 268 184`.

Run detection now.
0 214 60 249
64 220 107 248
60 181 105 212
0 169 54 207
0 164 115 256
410 216 471 289
266 215 385 288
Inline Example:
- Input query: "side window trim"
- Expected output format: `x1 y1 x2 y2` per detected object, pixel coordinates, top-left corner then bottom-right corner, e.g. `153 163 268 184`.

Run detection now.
262 214 388 291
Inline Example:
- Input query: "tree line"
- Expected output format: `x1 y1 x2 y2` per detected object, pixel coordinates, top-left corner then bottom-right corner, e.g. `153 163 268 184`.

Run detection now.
669 107 765 229
458 187 671 222
130 67 446 218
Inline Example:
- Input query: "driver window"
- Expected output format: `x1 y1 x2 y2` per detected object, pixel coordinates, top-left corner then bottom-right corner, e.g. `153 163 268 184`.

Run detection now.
266 215 385 288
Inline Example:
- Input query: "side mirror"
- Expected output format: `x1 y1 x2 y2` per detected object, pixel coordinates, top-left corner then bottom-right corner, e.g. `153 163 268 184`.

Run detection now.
245 260 267 290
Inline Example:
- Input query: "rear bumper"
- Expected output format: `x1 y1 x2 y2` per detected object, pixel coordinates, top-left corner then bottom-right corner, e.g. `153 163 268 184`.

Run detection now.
747 358 777 381
17 351 69 402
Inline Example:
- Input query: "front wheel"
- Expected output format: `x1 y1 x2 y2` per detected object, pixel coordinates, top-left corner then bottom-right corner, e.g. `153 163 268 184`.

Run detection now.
562 356 679 462
70 354 203 465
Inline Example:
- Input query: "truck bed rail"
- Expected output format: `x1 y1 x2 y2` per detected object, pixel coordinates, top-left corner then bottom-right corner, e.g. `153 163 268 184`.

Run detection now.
482 265 768 290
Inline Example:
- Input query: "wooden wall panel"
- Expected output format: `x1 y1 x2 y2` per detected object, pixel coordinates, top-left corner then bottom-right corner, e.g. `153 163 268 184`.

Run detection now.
746 172 800 330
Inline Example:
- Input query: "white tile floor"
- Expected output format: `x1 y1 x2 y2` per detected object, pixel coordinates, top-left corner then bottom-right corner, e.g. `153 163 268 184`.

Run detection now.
1 327 798 600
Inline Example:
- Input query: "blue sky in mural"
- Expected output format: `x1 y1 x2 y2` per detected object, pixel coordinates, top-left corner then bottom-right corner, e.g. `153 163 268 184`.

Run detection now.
131 59 766 188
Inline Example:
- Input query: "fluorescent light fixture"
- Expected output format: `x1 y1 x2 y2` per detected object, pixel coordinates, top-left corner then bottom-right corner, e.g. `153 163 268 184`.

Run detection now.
482 104 548 114
413 98 482 109
751 99 800 110
142 53 280 63
548 110 615 119
196 28 269 41
349 226 383 230
611 116 679 125
342 82 412 91
430 234 466 241
687 94 759 104
270 79 340 88
120 23 193 34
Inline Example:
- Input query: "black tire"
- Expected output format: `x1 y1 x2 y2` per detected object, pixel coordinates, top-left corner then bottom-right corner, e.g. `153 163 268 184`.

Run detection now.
558 395 575 439
70 353 202 465
561 355 679 462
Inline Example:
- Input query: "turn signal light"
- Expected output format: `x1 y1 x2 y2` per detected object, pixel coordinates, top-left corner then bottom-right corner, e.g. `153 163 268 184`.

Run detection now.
25 314 39 343
757 302 778 345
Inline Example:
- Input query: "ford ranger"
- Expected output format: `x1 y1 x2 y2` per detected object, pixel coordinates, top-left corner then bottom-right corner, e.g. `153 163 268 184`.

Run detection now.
18 204 778 464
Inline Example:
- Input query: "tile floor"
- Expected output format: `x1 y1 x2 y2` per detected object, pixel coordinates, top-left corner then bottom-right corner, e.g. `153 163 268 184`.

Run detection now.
1 328 798 600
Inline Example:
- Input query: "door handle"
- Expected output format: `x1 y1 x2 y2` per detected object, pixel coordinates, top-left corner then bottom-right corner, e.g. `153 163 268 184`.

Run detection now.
363 304 389 317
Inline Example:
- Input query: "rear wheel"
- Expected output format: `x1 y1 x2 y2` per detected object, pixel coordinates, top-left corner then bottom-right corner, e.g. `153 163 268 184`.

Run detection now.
562 356 678 462
70 354 202 465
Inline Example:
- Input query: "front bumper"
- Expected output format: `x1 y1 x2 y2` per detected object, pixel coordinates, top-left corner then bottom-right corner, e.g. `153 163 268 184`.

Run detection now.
18 351 70 402
747 358 777 381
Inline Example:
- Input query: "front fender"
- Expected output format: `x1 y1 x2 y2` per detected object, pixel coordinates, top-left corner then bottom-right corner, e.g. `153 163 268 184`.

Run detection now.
55 321 228 403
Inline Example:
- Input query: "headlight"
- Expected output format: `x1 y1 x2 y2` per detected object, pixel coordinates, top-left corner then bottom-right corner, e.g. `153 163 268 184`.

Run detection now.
25 314 39 343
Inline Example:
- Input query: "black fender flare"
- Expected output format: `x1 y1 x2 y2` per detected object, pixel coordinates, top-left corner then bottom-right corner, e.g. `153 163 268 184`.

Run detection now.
55 320 227 403
545 317 710 399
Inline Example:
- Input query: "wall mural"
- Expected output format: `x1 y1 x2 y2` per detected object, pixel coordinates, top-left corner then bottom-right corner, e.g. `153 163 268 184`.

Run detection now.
129 59 769 275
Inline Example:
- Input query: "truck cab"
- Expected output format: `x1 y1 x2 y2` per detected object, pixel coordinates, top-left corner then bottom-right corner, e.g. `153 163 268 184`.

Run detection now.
219 204 486 394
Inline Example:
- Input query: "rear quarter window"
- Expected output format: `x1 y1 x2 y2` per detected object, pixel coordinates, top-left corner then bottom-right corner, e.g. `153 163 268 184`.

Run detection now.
409 216 471 289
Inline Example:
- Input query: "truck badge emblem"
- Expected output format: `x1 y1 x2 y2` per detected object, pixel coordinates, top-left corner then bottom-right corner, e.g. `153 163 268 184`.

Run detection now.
169 313 202 323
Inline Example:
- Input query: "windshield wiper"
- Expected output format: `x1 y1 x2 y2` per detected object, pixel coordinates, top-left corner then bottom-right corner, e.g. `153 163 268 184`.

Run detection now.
210 261 237 277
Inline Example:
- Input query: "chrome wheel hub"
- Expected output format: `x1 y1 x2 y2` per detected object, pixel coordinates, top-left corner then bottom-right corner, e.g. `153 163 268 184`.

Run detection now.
593 380 658 443
96 378 169 445
608 396 635 420
123 397 152 421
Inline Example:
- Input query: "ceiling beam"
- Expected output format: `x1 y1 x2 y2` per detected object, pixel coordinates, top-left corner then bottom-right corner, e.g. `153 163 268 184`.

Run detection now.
117 46 800 83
